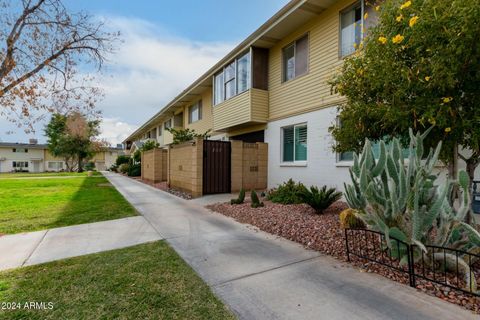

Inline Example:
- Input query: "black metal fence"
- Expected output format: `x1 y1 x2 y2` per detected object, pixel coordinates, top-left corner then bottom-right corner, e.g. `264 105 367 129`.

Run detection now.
345 228 480 297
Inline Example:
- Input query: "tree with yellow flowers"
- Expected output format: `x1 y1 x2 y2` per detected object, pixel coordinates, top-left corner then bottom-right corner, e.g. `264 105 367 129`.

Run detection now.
330 0 480 195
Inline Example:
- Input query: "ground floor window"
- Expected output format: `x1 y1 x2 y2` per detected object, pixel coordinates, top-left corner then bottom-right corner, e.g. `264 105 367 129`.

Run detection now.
338 141 409 162
48 161 63 170
13 161 28 168
282 123 307 162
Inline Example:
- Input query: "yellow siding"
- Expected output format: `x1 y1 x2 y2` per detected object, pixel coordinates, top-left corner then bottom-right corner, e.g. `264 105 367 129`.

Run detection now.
91 152 105 161
44 150 63 161
184 89 215 135
268 0 353 121
213 88 268 131
250 88 269 122
213 90 251 130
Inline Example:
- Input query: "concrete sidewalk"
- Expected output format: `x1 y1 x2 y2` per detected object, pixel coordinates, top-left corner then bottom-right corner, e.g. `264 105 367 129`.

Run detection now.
104 172 477 320
0 216 162 271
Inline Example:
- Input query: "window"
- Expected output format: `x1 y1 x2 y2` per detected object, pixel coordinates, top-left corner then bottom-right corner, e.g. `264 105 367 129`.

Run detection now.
224 62 236 100
213 51 251 105
164 119 172 130
340 3 362 57
338 142 410 162
48 161 63 170
13 161 28 168
237 52 251 93
282 124 307 162
12 148 28 153
214 72 224 105
188 100 202 123
158 125 162 136
282 34 309 82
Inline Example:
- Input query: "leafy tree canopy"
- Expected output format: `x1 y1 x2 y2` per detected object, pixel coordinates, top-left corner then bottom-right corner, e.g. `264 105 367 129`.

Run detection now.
330 0 480 181
45 112 102 172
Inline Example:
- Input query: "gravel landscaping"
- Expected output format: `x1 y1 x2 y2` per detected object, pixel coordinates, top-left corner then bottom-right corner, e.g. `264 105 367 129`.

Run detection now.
136 178 193 199
206 197 480 314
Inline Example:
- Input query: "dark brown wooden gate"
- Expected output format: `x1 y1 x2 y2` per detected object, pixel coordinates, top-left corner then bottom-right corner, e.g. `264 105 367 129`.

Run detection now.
203 140 231 194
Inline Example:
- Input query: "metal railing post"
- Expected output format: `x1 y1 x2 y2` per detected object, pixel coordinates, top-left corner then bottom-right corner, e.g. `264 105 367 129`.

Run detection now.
345 228 350 262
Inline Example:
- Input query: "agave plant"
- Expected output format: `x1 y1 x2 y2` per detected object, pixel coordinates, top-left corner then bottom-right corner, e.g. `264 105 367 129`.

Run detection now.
344 127 480 291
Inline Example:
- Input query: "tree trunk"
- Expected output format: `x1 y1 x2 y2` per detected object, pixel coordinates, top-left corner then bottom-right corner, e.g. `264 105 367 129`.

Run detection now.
77 154 84 173
448 143 460 206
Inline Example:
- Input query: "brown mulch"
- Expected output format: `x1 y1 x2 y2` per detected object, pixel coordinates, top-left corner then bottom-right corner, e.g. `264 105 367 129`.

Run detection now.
206 198 480 314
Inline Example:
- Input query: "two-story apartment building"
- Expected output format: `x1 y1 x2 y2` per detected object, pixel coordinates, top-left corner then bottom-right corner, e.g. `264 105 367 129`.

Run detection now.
0 140 123 173
124 0 479 191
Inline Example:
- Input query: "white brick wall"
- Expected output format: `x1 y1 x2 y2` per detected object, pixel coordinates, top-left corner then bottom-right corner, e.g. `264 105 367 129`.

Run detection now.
265 107 351 191
265 107 479 191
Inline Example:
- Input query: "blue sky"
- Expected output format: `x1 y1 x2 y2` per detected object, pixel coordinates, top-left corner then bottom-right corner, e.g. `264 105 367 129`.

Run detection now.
1 0 289 145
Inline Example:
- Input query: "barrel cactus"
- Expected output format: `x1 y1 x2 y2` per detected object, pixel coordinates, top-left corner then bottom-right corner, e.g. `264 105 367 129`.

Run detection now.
344 127 480 291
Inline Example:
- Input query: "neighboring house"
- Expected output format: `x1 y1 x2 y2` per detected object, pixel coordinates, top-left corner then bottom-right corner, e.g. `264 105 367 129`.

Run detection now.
123 0 479 190
0 140 123 173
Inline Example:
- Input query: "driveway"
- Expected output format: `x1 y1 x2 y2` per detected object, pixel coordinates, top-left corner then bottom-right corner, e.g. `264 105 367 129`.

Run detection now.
104 172 477 320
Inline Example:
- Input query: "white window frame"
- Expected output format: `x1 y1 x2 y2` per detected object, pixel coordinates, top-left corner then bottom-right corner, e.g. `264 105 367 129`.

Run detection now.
188 100 202 124
164 118 172 130
339 0 365 58
280 123 308 166
281 33 309 83
48 161 64 170
213 50 251 106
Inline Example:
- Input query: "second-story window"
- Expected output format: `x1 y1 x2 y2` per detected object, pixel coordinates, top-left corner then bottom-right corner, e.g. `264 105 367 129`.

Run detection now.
282 34 309 82
213 51 251 105
340 3 362 57
164 119 172 130
13 148 28 153
189 100 202 123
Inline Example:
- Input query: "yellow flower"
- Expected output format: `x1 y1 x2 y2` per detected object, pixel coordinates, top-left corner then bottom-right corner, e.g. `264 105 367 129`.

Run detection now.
396 14 403 22
444 127 451 133
364 12 369 20
392 34 405 44
400 1 412 10
428 118 436 125
442 97 453 103
409 16 419 27
375 5 380 11
425 76 431 81
378 36 388 44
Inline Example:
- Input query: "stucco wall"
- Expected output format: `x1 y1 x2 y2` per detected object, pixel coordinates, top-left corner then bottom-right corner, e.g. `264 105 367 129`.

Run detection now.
0 147 45 173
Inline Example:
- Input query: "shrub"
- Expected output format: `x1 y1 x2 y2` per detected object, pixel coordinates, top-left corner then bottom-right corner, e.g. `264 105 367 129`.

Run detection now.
267 179 306 204
339 208 365 229
301 185 342 214
109 164 118 172
345 128 479 291
84 161 95 171
127 163 141 177
115 155 130 166
118 163 130 174
231 188 245 205
250 190 264 208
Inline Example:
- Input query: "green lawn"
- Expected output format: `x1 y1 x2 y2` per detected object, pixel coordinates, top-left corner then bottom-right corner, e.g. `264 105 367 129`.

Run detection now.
0 174 136 234
0 241 234 320
0 171 102 179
